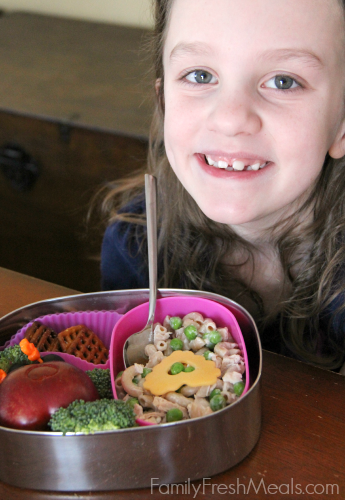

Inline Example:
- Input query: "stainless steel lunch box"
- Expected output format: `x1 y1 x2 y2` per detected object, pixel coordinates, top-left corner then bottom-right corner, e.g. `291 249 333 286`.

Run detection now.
0 289 262 491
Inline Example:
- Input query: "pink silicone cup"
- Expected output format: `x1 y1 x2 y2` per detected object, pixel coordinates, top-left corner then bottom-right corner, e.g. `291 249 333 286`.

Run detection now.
2 310 123 372
110 296 249 426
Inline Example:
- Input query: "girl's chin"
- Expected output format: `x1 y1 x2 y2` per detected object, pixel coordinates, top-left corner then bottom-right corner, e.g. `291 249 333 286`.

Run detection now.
196 202 260 226
177 177 263 225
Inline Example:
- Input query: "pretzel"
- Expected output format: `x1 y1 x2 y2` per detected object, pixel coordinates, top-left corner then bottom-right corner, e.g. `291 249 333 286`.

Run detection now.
25 321 61 352
57 324 108 364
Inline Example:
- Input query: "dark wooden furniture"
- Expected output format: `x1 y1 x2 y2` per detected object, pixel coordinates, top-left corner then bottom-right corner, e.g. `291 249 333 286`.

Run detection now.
0 268 344 500
0 13 152 292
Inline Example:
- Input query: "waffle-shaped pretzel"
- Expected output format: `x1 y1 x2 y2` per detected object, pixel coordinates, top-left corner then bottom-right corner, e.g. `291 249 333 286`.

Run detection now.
25 321 61 352
57 324 108 364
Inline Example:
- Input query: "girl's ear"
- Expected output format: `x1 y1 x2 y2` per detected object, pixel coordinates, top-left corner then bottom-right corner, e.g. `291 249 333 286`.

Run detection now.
329 119 345 159
155 77 165 113
155 78 161 95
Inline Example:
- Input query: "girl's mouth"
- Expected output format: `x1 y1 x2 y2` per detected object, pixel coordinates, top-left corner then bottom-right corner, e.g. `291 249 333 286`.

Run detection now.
202 154 269 171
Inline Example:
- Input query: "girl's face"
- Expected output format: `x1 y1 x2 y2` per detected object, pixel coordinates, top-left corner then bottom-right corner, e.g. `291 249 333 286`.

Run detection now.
163 0 345 237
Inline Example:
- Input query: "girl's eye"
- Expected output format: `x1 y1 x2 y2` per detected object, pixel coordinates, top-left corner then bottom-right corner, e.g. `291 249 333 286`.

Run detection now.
185 70 217 84
264 75 300 90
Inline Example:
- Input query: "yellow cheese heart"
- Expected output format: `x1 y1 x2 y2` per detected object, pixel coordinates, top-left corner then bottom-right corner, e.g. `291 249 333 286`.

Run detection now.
143 350 221 396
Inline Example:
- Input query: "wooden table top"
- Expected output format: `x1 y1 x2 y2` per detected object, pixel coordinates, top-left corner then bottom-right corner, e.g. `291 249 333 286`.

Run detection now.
0 267 344 499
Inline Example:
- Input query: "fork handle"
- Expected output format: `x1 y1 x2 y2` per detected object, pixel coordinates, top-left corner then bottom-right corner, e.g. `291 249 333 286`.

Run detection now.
145 174 157 329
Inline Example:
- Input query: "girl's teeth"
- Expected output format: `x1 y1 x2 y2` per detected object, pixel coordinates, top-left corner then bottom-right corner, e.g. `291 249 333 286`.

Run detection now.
217 160 228 168
205 155 268 170
251 162 260 171
233 160 245 171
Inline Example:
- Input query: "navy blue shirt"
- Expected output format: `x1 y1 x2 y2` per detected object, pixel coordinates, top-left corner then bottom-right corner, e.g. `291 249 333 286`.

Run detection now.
101 220 148 291
101 197 149 291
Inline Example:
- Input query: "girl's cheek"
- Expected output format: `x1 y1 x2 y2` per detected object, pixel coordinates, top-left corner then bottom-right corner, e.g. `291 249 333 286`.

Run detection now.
163 126 178 167
164 110 191 145
166 101 206 141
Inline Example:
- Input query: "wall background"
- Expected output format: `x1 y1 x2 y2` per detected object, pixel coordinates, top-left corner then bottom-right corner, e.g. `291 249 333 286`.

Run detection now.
0 0 154 28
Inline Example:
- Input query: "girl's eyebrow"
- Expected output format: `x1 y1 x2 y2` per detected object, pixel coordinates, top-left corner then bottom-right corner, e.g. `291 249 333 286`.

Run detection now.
169 43 323 69
169 42 213 61
259 48 324 68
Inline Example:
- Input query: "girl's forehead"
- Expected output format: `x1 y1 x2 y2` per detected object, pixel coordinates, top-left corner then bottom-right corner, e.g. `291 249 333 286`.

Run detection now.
163 0 345 65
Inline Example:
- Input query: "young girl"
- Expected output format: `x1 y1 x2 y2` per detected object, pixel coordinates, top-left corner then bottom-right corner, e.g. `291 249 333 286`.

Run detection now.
99 0 345 371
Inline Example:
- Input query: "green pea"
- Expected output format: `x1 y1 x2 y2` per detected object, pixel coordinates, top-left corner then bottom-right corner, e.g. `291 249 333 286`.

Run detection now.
203 330 222 346
184 365 195 372
233 381 245 396
132 377 139 385
208 330 222 344
210 394 226 412
142 367 152 378
166 408 183 422
115 371 123 379
206 343 216 351
170 338 184 351
170 316 182 330
209 388 222 400
126 397 139 408
202 334 214 350
203 350 212 360
184 325 198 341
170 362 184 375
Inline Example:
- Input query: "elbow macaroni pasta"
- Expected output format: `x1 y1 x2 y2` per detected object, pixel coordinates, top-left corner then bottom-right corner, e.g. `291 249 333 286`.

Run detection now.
118 311 246 425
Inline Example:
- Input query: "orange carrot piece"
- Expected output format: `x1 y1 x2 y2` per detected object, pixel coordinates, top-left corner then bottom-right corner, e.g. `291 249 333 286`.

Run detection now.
19 338 43 363
0 369 7 383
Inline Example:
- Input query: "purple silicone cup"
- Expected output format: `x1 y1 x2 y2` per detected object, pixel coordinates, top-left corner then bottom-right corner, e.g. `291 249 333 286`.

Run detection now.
110 296 249 426
2 310 123 372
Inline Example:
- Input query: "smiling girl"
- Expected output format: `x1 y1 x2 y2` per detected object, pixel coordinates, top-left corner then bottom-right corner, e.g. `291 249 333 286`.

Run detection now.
99 0 345 371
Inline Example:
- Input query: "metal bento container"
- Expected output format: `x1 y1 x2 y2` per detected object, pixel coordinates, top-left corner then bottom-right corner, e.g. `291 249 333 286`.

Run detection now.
0 288 262 491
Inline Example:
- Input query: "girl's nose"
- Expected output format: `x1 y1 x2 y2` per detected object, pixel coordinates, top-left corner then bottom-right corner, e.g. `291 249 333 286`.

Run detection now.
207 90 262 137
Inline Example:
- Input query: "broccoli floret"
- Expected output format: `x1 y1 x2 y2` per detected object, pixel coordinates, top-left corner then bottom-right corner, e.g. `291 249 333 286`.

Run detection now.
0 357 11 373
49 399 136 434
0 344 32 372
86 368 113 399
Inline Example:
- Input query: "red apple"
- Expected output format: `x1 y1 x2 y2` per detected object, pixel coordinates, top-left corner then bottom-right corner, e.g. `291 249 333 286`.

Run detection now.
0 362 99 430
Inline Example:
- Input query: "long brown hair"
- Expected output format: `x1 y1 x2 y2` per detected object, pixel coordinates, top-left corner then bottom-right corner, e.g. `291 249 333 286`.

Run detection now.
97 0 345 369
